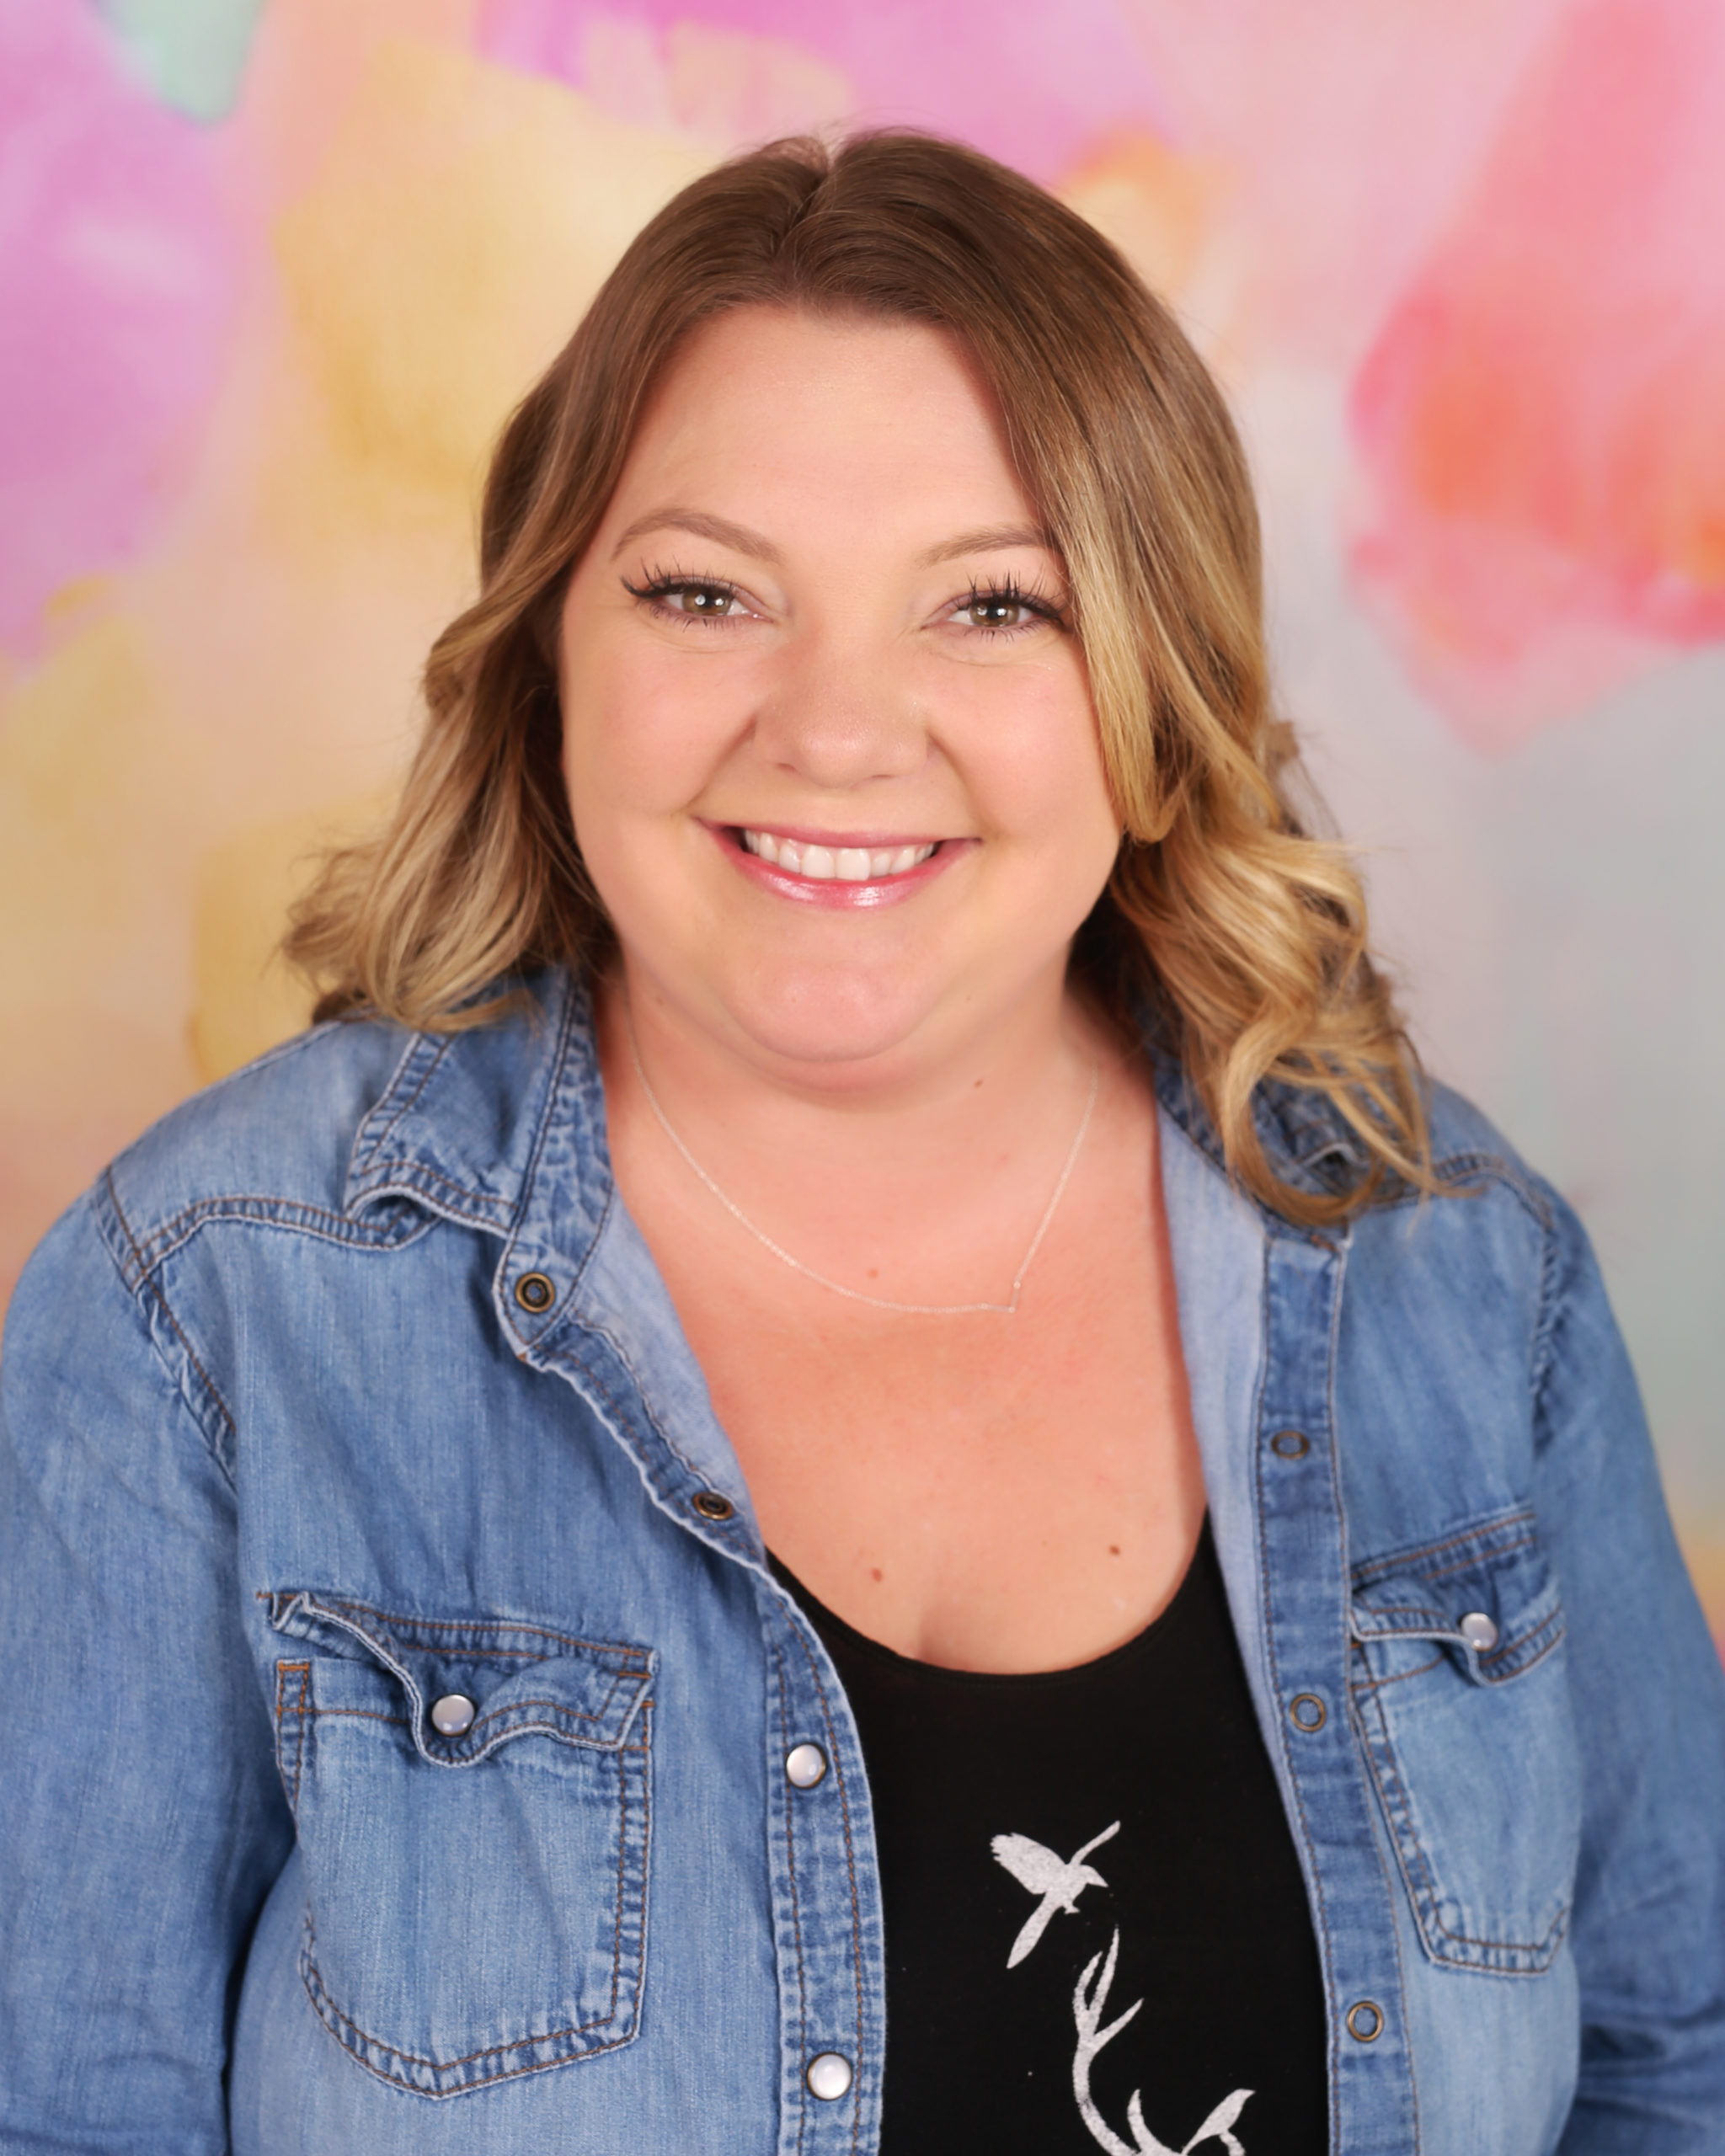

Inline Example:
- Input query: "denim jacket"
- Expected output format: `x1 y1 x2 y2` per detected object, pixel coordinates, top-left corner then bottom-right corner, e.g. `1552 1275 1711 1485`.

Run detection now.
3 968 1722 2155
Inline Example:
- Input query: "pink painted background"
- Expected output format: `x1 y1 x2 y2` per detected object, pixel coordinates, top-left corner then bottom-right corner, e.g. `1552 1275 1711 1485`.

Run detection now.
3 0 1722 1631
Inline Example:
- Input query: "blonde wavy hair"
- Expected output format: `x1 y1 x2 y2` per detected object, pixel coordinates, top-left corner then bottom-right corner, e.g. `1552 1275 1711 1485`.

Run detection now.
288 130 1430 1225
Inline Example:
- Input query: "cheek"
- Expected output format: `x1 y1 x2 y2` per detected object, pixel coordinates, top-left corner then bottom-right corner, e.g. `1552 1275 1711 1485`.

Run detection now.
558 693 691 949
955 664 1119 873
562 645 740 827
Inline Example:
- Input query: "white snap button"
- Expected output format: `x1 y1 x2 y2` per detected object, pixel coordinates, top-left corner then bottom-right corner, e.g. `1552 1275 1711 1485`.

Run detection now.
786 1743 828 1790
805 2052 852 2100
430 1693 477 1737
1458 1611 1498 1652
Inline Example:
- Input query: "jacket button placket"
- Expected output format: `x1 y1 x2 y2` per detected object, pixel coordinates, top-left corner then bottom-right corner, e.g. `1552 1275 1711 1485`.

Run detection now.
1258 1228 1419 2153
761 1589 884 2155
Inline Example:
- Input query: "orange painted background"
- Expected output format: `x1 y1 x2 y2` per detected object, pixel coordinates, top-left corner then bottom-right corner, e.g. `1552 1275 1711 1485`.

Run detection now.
3 0 1722 1634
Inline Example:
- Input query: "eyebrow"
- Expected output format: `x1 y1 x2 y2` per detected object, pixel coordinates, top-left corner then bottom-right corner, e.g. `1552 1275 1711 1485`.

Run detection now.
916 523 1057 567
610 509 782 563
609 510 1059 569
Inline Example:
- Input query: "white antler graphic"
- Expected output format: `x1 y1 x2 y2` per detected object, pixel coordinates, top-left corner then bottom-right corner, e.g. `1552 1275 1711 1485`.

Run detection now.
991 1821 1120 1967
1071 1929 1253 2156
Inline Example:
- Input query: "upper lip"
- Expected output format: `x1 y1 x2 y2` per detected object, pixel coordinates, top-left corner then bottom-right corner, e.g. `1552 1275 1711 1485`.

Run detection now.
718 820 955 848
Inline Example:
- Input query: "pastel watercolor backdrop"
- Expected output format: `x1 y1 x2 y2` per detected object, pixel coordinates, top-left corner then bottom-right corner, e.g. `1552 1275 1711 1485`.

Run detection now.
3 0 1722 1638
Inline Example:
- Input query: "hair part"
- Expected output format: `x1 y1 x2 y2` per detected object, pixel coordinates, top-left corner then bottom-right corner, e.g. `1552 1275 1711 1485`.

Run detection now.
286 129 1433 1225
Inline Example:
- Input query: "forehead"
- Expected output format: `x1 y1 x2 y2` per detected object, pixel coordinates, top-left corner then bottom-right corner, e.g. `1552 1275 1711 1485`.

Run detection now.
602 306 1036 535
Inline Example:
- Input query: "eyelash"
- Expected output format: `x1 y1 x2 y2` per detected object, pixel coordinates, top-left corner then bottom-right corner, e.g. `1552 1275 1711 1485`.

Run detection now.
621 566 1066 637
956 574 1065 637
622 565 744 625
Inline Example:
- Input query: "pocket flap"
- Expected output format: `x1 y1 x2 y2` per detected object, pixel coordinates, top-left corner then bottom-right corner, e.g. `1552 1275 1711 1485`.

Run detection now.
1348 1508 1563 1684
264 1591 654 1760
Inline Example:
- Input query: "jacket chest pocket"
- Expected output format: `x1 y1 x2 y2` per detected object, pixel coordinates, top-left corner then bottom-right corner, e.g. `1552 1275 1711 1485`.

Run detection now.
1348 1508 1580 1976
266 1592 654 2097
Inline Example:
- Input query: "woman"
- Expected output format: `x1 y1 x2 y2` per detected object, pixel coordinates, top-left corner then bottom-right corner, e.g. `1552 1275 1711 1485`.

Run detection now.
1 132 1721 2156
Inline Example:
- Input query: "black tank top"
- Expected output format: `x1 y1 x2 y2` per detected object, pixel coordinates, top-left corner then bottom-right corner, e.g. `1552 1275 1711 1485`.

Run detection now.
771 1521 1329 2155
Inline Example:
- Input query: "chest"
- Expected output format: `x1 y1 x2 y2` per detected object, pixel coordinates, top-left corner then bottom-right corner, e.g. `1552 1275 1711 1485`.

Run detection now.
774 1524 1330 2156
223 1116 1579 2153
640 1161 1208 1672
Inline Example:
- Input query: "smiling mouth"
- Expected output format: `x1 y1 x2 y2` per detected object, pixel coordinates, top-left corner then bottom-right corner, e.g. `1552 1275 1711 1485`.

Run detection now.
737 829 941 882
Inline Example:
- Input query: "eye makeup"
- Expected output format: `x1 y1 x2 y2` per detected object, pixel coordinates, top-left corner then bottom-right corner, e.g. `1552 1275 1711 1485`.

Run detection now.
622 565 1068 638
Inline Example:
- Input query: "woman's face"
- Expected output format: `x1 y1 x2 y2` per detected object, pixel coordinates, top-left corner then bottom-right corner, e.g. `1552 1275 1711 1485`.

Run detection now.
558 305 1121 1085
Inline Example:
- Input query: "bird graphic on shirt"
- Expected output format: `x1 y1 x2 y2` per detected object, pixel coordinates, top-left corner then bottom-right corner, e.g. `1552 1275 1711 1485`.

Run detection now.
991 1820 1121 1967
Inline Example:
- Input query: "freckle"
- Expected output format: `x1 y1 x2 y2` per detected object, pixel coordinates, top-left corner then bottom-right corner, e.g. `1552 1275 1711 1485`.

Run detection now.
866 1267 879 1278
1108 1545 1120 1557
871 1566 884 1582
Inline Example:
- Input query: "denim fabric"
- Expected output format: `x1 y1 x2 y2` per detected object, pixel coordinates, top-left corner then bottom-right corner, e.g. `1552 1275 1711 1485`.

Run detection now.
3 968 1722 2154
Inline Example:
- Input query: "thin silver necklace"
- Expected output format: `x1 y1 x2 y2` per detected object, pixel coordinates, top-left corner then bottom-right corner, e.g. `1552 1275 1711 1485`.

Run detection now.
626 1015 1100 1317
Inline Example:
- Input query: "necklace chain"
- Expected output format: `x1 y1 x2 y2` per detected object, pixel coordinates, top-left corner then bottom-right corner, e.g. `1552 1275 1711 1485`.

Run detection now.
626 1016 1099 1317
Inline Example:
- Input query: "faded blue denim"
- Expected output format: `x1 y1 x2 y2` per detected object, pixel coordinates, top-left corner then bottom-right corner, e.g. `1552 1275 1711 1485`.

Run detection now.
2 969 1722 2153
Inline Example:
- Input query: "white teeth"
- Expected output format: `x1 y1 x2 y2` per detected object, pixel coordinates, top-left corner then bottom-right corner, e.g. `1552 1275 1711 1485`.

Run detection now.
740 831 937 878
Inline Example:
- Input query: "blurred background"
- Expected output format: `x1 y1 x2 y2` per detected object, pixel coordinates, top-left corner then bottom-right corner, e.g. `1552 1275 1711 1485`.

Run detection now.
3 0 1721 1642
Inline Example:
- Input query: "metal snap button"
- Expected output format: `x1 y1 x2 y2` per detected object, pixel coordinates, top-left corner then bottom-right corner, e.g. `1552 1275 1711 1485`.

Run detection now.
1347 1999 1385 2042
1289 1692 1327 1732
1458 1611 1499 1652
430 1693 477 1737
1270 1428 1310 1460
513 1272 555 1313
692 1489 734 1522
786 1743 828 1790
805 2052 853 2100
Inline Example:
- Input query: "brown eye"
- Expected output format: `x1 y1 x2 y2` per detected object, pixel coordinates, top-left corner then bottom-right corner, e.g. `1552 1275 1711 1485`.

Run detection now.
964 594 1032 629
676 585 734 616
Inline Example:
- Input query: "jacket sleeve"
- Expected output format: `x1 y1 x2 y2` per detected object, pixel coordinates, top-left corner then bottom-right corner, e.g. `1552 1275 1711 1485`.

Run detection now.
1535 1185 1725 2152
0 1193 293 2154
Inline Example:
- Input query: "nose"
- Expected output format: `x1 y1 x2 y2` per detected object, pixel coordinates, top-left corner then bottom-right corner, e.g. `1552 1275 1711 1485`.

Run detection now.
750 632 929 791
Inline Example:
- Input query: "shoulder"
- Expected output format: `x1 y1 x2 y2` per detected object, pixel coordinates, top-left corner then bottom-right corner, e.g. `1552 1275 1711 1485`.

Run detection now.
0 1017 414 1483
1365 1076 1584 1284
7 974 590 1471
97 1015 421 1272
1421 1079 1555 1225
1345 1079 1610 1417
58 969 587 1296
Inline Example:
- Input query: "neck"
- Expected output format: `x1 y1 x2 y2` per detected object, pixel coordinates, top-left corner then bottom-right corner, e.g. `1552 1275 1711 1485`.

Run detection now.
595 962 1121 1306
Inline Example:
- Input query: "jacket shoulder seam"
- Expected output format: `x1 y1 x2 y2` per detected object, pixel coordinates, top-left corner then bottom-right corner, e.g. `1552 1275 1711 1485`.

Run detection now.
1383 1145 1556 1230
126 1193 442 1279
1525 1178 1582 1437
97 1168 239 1486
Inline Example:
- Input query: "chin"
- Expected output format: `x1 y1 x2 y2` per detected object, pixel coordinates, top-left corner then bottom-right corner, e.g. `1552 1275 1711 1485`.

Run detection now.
718 965 946 1082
